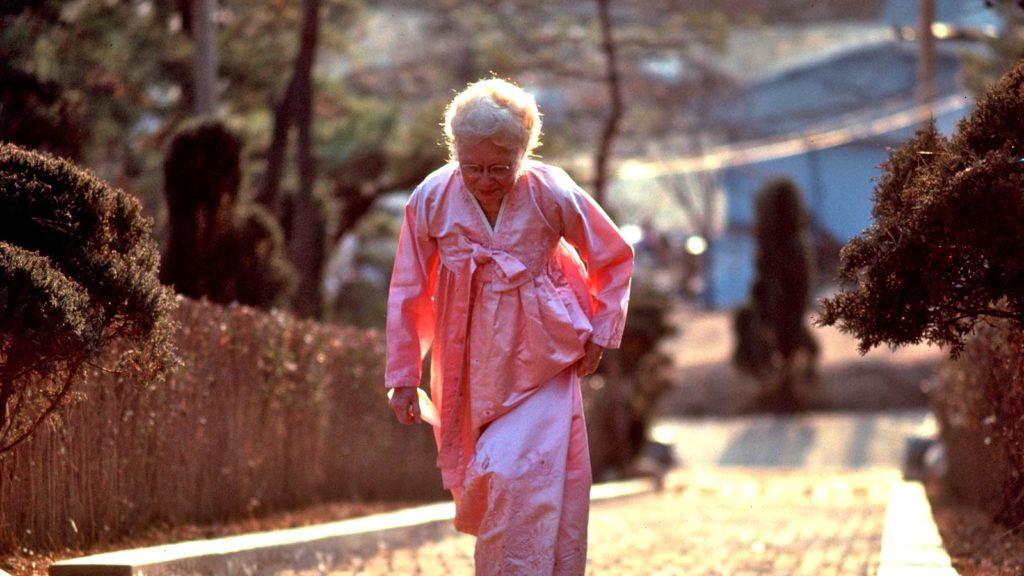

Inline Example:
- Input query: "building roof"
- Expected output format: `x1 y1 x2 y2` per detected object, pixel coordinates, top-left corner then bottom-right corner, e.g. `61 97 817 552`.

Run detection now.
710 39 965 139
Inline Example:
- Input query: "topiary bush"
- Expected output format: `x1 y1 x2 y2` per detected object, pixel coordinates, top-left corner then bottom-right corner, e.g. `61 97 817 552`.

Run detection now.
161 119 295 309
0 142 175 453
733 177 819 411
0 60 83 161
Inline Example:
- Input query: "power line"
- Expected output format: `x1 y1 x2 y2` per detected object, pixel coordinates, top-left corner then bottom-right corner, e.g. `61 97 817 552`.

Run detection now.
617 92 973 179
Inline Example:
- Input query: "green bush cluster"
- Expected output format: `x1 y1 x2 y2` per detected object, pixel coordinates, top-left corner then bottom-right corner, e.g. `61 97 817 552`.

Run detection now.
0 297 441 554
0 61 83 160
733 177 819 411
0 142 175 453
161 119 295 309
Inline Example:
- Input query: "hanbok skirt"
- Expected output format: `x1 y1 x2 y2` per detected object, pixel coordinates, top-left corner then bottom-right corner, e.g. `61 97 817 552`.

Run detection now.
451 367 591 576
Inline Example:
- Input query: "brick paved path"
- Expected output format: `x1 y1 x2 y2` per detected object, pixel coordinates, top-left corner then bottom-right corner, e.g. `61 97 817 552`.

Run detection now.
314 411 926 575
318 469 895 575
585 469 896 576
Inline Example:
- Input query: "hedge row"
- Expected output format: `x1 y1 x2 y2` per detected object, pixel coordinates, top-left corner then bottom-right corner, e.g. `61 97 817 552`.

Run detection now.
931 320 1024 526
0 297 442 555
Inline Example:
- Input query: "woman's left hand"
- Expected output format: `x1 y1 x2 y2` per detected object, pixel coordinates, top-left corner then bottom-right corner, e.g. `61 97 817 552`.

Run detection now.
576 340 605 377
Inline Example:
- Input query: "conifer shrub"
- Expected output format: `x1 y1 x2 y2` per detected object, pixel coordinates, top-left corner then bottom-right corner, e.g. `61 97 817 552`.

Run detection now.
0 142 175 453
818 61 1024 353
929 320 1024 525
161 119 295 309
733 177 819 411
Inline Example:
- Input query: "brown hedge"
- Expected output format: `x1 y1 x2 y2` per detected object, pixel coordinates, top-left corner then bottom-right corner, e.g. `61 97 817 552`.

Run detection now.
931 319 1024 526
0 297 442 555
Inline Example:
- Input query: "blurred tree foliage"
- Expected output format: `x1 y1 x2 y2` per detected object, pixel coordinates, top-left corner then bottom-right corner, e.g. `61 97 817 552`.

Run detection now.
0 143 176 454
733 177 819 411
0 59 84 161
422 0 729 203
962 1 1024 94
817 60 1024 355
0 0 448 319
2 0 840 324
161 118 295 309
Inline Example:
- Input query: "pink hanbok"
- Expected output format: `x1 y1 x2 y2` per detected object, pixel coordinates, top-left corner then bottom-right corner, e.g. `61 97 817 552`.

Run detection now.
386 160 633 575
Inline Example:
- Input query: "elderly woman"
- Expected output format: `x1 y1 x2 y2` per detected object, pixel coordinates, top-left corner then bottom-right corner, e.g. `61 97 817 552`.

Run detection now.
386 77 633 575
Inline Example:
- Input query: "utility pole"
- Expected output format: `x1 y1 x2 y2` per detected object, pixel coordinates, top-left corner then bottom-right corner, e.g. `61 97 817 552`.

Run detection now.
917 0 936 115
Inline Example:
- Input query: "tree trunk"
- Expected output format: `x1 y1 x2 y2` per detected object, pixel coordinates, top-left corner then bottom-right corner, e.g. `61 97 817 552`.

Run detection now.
191 0 219 115
256 84 294 212
593 0 623 209
917 0 936 111
286 0 324 318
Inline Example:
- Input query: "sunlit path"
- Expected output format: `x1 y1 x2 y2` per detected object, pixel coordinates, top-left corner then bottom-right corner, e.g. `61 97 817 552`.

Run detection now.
315 410 927 575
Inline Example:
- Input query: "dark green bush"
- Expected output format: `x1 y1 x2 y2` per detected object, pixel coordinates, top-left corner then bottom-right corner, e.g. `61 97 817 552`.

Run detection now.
0 61 83 160
816 60 1024 528
161 119 295 309
0 142 175 453
818 60 1024 354
587 284 676 478
733 177 819 410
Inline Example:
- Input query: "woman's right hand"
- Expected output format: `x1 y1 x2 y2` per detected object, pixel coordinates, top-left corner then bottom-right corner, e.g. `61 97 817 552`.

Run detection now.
388 387 422 425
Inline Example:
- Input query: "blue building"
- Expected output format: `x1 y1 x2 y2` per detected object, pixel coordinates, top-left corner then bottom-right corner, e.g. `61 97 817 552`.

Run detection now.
706 5 1000 308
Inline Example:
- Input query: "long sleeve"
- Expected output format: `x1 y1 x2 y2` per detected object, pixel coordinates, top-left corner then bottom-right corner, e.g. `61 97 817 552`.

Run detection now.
554 172 634 349
385 187 439 389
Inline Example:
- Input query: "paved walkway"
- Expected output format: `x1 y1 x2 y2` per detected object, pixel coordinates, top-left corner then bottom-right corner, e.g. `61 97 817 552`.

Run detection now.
310 410 932 575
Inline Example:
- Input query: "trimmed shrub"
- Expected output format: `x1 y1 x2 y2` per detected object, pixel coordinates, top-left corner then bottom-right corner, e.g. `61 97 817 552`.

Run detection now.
930 320 1024 525
818 61 1024 354
0 142 175 454
0 61 83 160
161 119 295 309
733 177 819 411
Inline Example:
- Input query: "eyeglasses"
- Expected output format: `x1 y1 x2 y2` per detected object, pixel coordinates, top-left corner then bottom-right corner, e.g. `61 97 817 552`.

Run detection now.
460 163 515 179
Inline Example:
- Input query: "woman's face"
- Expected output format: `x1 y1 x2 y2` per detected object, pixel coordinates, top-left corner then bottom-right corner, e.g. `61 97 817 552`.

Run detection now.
456 138 523 206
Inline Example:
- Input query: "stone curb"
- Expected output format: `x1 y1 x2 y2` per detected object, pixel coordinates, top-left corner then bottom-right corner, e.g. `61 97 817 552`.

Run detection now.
877 480 958 576
48 478 656 576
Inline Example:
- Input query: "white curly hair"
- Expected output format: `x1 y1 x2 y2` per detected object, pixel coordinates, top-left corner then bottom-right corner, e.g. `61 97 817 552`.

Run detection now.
443 77 542 161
